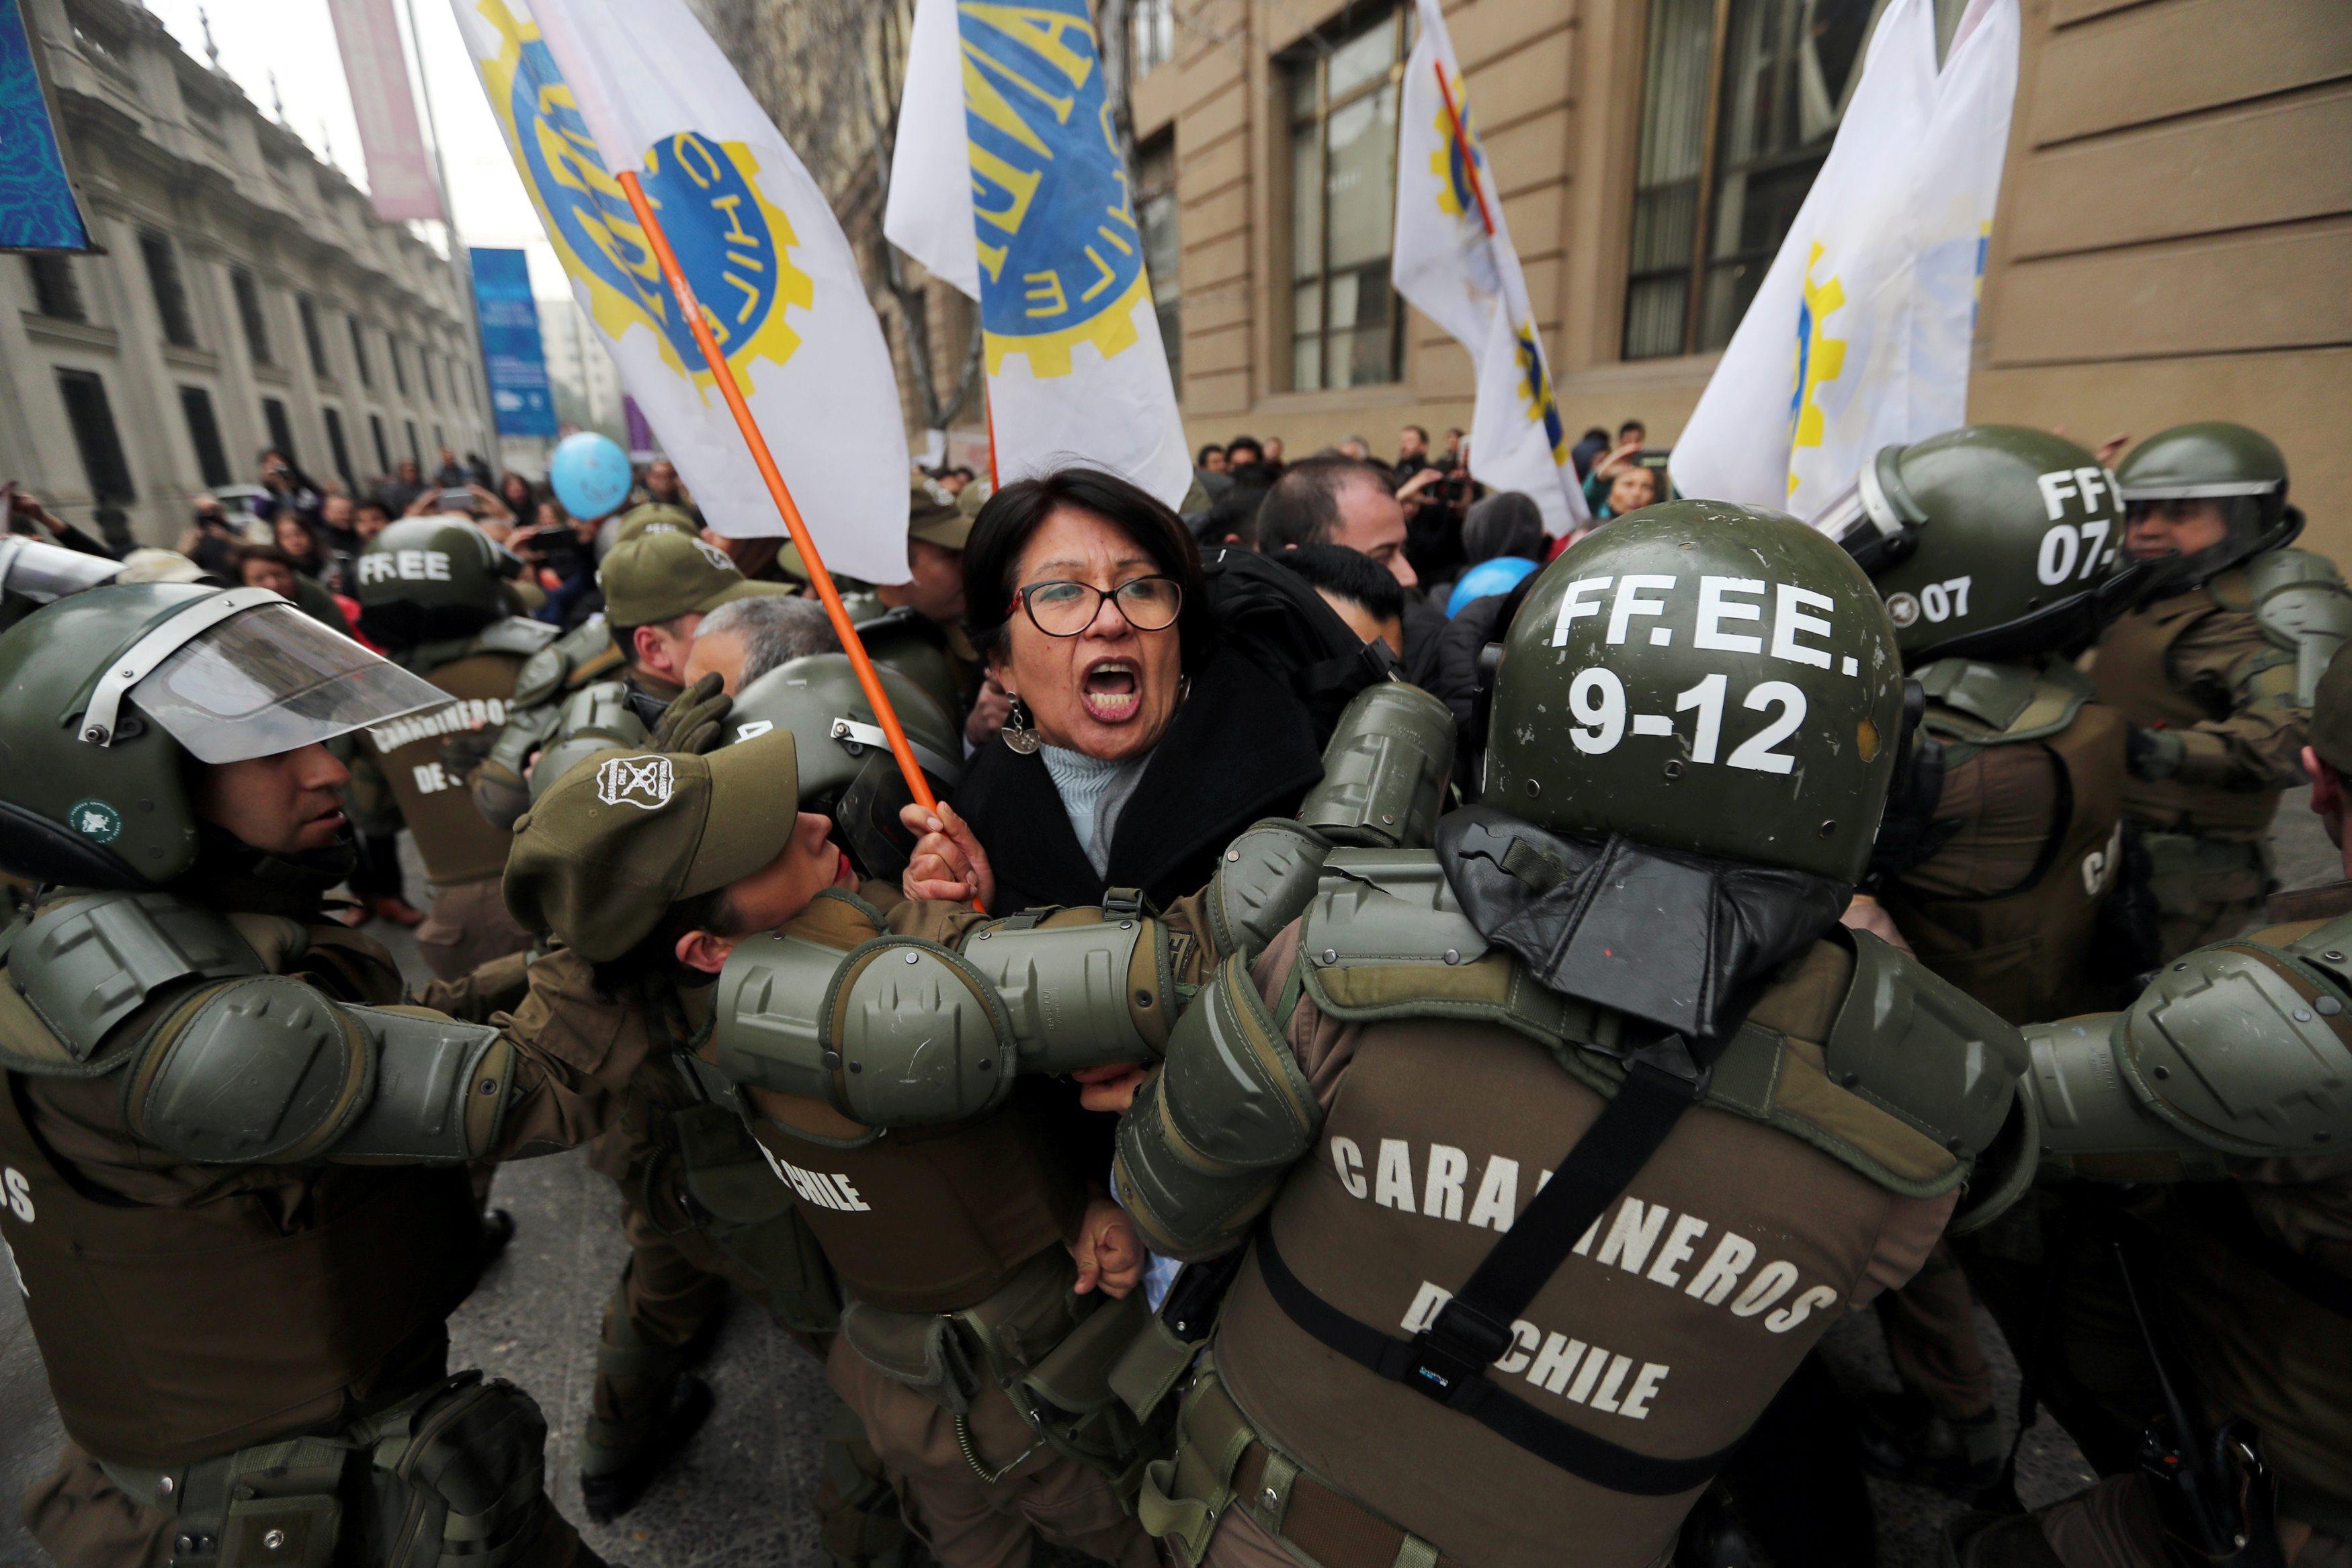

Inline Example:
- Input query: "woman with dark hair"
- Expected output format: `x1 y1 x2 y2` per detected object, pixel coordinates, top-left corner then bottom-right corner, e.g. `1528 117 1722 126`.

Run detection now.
903 466 1322 914
272 509 331 579
497 470 539 520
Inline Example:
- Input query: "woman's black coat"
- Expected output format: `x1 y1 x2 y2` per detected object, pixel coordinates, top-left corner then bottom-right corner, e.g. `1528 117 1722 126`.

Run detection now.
950 646 1323 914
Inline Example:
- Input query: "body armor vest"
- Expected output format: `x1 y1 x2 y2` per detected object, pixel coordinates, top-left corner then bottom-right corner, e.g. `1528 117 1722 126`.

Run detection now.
729 893 1085 1314
1212 943 1949 1568
360 634 534 885
0 899 480 1467
1885 658 2129 1024
2091 570 2277 838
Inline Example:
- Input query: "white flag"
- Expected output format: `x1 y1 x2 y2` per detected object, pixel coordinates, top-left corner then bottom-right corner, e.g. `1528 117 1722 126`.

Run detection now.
1669 0 2020 518
884 0 1190 511
1393 0 1585 536
450 0 910 584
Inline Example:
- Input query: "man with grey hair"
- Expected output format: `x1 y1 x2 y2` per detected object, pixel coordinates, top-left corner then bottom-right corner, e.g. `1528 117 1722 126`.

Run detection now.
682 592 838 694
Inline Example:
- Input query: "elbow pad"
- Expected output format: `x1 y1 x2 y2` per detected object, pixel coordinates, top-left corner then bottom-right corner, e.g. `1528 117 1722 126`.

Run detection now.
2027 932 2352 1174
1207 820 1332 965
122 979 508 1164
1114 953 1322 1257
713 912 1175 1127
1296 681 1458 848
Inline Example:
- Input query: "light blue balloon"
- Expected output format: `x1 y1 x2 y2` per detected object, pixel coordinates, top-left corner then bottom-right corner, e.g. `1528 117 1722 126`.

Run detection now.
549 432 632 521
1446 556 1540 618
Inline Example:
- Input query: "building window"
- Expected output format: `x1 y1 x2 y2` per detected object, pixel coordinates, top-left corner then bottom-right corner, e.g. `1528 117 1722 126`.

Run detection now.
55 369 134 503
300 295 330 377
1136 133 1180 394
349 316 373 386
139 230 197 348
1622 0 1878 359
389 335 409 397
261 398 298 469
1284 7 1409 392
406 419 421 466
23 255 85 321
324 406 354 489
179 386 233 488
231 269 272 365
369 412 390 477
419 347 435 403
1132 0 1175 77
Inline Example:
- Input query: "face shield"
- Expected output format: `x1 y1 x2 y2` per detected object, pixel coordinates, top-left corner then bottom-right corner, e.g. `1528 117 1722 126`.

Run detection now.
82 590 451 763
1806 449 1917 575
0 537 124 602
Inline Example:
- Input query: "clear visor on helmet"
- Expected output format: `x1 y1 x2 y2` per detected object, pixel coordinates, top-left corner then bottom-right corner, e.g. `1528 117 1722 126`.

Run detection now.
1805 460 1906 557
130 601 451 764
0 537 123 602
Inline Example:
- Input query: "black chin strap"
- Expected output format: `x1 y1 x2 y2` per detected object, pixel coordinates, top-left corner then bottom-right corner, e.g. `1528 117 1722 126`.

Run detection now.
1255 1029 1744 1495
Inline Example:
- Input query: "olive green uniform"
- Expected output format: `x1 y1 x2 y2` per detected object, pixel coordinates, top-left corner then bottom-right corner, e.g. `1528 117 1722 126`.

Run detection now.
2086 556 2336 957
0 888 669 1568
349 620 555 978
461 617 624 833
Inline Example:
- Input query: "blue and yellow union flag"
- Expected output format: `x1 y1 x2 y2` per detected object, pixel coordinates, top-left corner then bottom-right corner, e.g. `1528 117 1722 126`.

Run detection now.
887 0 1189 508
452 0 913 586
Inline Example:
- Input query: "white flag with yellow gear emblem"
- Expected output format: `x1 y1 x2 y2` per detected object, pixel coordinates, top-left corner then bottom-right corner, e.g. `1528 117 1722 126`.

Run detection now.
449 0 910 585
1669 0 2019 519
1393 0 1586 536
884 0 1189 511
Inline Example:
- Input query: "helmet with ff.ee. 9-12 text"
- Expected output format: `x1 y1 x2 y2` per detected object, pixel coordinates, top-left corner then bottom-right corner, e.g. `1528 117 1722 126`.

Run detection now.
1807 425 2145 667
0 583 450 889
1484 502 1906 883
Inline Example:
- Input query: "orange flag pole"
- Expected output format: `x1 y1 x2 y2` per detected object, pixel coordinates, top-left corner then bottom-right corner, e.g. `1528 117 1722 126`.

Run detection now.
615 170 943 828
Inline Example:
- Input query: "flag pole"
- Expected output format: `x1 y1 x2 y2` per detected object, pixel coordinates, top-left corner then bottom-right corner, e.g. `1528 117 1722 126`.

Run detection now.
614 171 945 826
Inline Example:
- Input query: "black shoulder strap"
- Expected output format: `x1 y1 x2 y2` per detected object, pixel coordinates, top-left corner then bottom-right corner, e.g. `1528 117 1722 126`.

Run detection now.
1252 1031 1744 1495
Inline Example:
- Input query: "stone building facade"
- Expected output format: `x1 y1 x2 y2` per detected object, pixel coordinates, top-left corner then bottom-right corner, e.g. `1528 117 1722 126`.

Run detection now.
1 0 495 548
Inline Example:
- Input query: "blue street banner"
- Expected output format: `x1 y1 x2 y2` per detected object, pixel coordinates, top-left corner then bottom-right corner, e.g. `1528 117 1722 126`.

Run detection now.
470 247 558 439
0 0 93 251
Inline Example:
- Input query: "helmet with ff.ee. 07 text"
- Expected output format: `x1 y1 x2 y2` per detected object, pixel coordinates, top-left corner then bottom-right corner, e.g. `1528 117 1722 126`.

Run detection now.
0 583 449 889
1484 502 1906 884
1808 425 2144 666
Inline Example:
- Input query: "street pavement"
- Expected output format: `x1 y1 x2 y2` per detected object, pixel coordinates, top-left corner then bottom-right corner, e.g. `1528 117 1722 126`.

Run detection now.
3 793 2339 1568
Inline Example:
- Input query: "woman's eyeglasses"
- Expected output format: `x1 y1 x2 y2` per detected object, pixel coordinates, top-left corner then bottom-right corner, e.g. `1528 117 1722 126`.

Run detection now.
1012 576 1183 638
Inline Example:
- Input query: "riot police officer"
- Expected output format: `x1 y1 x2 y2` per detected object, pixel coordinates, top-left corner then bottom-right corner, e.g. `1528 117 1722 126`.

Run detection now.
503 656 960 1538
346 517 556 979
2089 421 2352 958
1109 504 2030 1568
0 583 659 1568
1942 644 2352 1568
462 525 793 832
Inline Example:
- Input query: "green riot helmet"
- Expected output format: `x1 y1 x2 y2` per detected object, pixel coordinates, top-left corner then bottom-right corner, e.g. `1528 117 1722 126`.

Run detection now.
722 653 962 880
0 584 449 888
352 517 512 650
2115 421 2296 591
0 536 123 635
1808 425 2144 666
1484 502 1905 883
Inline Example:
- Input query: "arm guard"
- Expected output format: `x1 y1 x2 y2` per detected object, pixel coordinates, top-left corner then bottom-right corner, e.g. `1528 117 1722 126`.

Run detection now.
526 681 649 805
2025 919 2352 1178
1296 681 1458 848
2249 544 2352 706
1113 953 1322 1259
120 977 510 1164
470 701 564 832
712 909 1177 1127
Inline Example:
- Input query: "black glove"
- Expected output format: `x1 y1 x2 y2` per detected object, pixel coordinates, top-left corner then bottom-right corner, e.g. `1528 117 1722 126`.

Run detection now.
2125 725 2185 782
439 725 497 785
649 672 732 755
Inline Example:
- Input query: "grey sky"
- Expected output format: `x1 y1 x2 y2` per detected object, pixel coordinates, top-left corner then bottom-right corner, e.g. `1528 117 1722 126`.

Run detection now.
142 0 569 296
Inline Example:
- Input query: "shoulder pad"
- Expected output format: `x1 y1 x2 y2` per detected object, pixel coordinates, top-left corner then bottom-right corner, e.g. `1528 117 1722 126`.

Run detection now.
1296 682 1458 848
1207 820 1331 963
526 679 650 804
1917 658 2091 746
10 893 262 1066
2246 548 2352 699
469 617 561 660
2115 934 2352 1157
507 644 571 711
1298 849 1490 971
124 975 372 1162
1824 932 2026 1161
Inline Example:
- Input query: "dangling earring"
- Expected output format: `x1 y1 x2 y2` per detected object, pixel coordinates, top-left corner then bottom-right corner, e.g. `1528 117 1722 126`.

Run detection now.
1001 695 1040 754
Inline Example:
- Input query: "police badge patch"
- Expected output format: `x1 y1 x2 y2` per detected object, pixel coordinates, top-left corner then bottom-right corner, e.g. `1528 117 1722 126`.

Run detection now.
597 756 676 810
